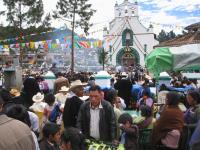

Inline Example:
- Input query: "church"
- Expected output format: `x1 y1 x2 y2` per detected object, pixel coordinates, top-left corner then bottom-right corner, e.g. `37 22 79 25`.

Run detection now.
103 0 159 68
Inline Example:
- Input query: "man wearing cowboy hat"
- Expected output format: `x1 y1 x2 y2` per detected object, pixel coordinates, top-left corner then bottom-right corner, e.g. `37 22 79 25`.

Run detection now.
53 72 70 94
63 80 87 128
55 86 69 106
29 92 46 112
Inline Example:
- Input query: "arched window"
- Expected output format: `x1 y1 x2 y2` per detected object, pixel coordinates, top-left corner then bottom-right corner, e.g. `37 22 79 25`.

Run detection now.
122 29 133 46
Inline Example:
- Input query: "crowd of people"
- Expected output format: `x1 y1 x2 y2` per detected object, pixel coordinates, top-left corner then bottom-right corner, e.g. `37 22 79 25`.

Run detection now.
0 70 200 150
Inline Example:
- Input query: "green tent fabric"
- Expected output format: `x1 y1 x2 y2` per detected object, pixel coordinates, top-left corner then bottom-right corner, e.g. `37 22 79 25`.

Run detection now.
145 44 200 78
145 47 173 78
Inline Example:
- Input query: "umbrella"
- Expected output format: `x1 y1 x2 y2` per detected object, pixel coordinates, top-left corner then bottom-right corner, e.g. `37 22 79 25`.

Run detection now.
145 47 173 78
145 44 200 78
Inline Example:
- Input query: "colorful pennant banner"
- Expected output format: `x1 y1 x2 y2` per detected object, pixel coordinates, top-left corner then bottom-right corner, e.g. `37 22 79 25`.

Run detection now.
0 40 103 52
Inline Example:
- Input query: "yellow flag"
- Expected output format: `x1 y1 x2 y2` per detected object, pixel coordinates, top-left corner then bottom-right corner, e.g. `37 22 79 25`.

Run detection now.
30 42 35 49
3 45 9 49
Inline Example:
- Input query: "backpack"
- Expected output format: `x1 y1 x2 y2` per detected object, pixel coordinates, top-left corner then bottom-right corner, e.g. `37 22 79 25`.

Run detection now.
48 103 61 123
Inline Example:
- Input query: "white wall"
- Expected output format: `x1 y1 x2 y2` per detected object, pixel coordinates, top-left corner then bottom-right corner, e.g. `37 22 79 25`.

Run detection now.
103 1 159 67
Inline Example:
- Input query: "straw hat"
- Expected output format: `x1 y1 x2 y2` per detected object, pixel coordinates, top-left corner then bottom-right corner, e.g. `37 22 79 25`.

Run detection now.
59 86 69 92
10 88 20 97
70 80 87 90
32 92 44 102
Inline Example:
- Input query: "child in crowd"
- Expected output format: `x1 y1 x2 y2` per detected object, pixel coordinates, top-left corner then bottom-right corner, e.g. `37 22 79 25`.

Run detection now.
137 91 154 108
60 127 87 150
43 93 56 123
39 123 61 150
43 93 62 125
134 105 155 129
118 113 139 150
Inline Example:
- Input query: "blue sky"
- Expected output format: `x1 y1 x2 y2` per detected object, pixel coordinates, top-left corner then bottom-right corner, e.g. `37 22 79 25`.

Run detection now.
138 0 200 24
0 0 200 39
88 0 200 38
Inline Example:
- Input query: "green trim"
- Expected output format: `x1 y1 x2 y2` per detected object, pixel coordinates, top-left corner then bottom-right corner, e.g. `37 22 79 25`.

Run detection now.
116 47 140 65
159 77 171 80
44 77 56 79
122 28 133 46
3 68 15 72
95 76 111 79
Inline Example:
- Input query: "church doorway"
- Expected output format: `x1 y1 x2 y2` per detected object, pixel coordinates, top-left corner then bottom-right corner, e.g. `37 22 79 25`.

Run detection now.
121 54 135 67
116 47 140 68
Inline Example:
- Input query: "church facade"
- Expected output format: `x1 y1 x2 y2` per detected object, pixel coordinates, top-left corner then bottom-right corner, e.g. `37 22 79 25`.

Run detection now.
103 0 159 67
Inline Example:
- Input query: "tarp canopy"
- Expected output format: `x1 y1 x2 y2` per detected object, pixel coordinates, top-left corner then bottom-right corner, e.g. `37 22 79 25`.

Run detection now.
145 44 200 78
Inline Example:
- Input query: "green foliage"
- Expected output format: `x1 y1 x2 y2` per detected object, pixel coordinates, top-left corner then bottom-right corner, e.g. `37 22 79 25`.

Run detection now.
1 0 44 29
157 30 168 42
54 0 96 72
0 0 52 44
0 25 49 43
0 25 74 45
168 30 176 39
158 29 190 42
157 30 177 42
98 48 108 70
54 0 96 35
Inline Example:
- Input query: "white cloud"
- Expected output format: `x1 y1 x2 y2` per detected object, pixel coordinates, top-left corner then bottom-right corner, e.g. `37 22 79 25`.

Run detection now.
138 9 181 34
138 0 200 34
140 0 200 12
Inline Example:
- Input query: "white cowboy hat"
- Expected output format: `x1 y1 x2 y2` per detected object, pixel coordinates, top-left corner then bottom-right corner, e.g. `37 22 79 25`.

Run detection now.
70 80 87 90
79 96 89 101
32 92 44 102
59 86 69 92
121 72 128 77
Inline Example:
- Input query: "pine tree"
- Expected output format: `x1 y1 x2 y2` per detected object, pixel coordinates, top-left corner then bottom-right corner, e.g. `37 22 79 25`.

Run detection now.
157 29 168 42
0 0 44 66
158 30 177 42
1 0 44 33
168 30 176 39
54 0 96 73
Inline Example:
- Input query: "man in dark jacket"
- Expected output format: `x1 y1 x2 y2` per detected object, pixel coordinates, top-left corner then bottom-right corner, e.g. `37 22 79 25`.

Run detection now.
114 73 132 109
63 80 85 128
77 85 117 142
